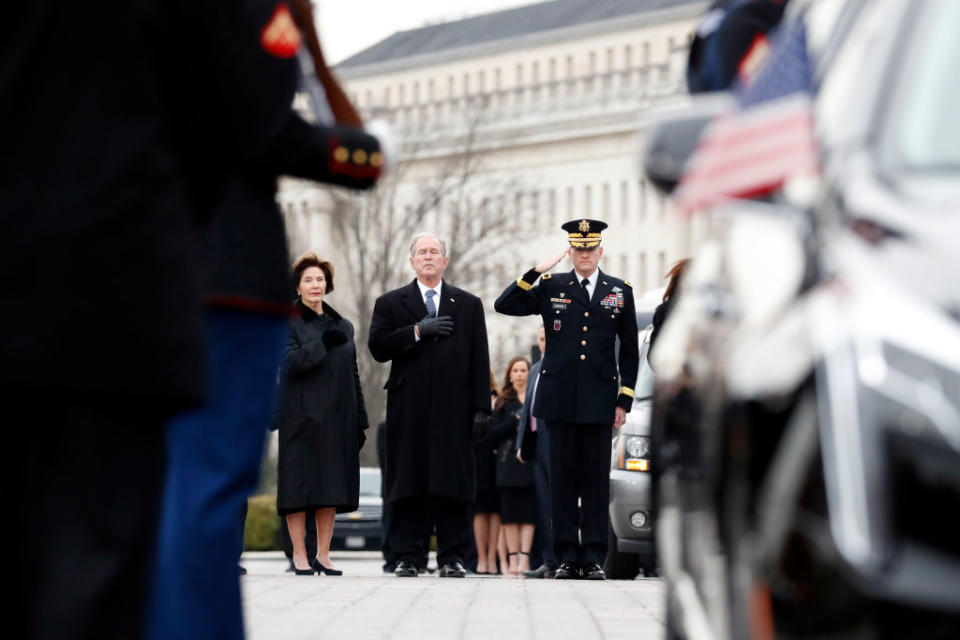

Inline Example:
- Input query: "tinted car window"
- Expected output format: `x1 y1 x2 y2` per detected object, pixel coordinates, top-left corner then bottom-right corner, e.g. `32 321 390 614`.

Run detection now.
359 469 381 496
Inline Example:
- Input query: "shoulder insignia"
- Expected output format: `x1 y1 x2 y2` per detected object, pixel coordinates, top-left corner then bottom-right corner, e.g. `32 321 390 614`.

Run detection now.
624 281 633 288
260 3 302 59
542 273 552 280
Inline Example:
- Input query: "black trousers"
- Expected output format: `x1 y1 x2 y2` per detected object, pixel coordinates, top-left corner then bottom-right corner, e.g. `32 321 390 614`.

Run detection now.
391 495 471 568
7 393 167 640
546 421 611 566
532 444 556 568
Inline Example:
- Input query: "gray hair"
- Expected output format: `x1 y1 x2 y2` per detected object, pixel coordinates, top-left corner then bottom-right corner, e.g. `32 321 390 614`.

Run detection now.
409 232 447 257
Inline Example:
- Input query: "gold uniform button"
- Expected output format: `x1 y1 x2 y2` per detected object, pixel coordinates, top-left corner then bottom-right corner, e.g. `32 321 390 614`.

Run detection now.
352 148 368 164
333 146 349 162
582 326 588 332
581 340 587 346
580 354 586 360
584 312 589 317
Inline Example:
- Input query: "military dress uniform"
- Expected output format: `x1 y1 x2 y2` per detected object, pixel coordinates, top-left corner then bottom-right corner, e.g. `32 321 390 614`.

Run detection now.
494 219 639 577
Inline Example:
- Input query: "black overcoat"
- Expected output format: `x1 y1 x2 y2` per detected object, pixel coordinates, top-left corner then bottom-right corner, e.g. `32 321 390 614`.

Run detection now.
368 280 491 504
277 301 369 515
491 399 535 488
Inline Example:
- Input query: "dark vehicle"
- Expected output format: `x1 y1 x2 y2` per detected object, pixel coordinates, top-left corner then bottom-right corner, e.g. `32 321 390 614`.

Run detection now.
646 0 960 638
331 467 383 551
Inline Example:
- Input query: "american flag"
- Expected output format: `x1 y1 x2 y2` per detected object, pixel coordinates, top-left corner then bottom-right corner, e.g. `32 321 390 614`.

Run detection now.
673 20 819 215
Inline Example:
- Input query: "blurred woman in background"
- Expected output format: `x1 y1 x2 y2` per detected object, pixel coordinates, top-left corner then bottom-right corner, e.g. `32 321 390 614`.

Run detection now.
473 370 503 574
491 357 536 576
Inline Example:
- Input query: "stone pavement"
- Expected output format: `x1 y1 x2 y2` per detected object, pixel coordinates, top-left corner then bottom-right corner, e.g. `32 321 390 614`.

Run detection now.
241 551 665 640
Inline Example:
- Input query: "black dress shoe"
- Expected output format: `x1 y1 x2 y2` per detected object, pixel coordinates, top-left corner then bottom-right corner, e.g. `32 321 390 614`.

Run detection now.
311 558 343 576
522 564 556 579
554 562 581 580
582 563 606 580
438 561 467 578
394 560 418 577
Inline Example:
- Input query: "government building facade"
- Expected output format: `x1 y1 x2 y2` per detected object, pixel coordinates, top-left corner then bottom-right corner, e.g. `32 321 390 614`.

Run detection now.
280 0 706 373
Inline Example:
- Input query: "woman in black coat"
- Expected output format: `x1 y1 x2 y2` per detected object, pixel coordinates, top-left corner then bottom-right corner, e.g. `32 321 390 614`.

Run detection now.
491 356 536 577
277 253 369 575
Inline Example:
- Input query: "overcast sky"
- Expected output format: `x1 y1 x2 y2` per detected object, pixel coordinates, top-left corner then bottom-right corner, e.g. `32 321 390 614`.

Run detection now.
315 0 542 65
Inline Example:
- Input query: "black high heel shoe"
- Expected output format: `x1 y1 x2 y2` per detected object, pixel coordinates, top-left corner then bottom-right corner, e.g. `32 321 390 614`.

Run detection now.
311 557 343 576
291 559 315 576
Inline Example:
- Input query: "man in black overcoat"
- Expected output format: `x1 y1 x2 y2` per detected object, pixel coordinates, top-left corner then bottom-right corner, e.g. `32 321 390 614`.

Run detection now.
495 219 639 580
368 232 491 578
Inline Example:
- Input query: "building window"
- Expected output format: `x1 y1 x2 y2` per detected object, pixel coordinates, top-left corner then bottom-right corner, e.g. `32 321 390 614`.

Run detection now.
532 61 540 83
463 73 470 95
667 37 675 60
639 179 647 220
428 79 435 100
566 55 575 78
383 86 391 107
412 81 420 104
639 253 647 290
642 42 650 66
495 67 502 89
478 70 486 93
624 45 633 68
620 181 629 221
567 186 575 218
620 254 629 279
548 189 557 230
549 58 557 81
398 84 405 106
606 47 614 72
530 191 540 231
588 51 596 74
515 63 524 86
601 183 610 220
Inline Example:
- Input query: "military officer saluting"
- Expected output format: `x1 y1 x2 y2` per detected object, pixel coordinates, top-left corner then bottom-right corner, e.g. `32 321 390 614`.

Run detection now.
494 219 639 580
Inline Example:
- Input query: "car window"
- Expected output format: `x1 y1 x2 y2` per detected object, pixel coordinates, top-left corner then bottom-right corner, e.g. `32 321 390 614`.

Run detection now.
881 0 960 173
359 469 381 496
634 326 655 401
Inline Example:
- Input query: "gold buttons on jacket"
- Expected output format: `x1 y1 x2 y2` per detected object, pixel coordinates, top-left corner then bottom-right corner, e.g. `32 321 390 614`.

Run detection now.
582 326 588 332
584 312 589 317
580 354 586 360
581 340 587 346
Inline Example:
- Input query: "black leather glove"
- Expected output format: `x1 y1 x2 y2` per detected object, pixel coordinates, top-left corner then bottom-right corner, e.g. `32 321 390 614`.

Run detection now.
472 411 490 443
321 329 349 350
417 315 454 339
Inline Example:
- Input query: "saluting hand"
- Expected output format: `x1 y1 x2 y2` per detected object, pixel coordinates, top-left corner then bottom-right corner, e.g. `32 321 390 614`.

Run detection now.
535 247 572 274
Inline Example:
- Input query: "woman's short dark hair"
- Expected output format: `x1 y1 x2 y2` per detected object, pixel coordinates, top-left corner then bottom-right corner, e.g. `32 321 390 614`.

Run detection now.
291 252 334 295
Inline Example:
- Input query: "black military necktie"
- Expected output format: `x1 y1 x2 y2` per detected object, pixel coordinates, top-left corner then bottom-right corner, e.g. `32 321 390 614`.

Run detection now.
581 277 591 304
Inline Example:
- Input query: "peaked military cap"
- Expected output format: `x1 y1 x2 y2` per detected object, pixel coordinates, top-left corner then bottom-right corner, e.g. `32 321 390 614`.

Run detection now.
561 218 608 249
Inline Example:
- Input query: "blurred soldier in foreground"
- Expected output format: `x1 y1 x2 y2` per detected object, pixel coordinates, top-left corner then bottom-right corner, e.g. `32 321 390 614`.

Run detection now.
146 1 383 638
0 1 357 637
368 233 491 579
495 220 639 580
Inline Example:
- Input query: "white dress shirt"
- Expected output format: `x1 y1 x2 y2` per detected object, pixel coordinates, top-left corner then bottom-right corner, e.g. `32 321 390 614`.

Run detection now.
577 269 598 302
414 280 443 341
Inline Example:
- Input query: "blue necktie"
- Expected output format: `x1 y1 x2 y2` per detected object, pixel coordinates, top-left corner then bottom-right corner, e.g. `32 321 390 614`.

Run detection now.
425 289 437 317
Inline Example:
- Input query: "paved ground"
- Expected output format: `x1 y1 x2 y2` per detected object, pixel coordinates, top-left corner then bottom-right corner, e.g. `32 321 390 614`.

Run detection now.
241 551 665 640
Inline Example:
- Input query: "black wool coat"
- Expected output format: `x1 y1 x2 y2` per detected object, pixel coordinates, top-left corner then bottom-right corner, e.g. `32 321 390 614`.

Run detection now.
368 280 491 504
491 399 535 489
277 301 369 515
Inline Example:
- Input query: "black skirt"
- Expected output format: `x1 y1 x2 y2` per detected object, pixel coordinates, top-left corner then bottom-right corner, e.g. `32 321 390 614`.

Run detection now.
474 487 500 514
499 487 536 524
